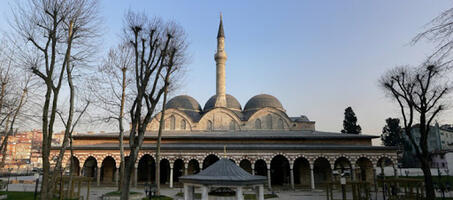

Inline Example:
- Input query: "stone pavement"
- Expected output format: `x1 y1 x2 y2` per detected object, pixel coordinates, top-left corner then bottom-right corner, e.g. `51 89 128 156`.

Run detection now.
4 182 453 200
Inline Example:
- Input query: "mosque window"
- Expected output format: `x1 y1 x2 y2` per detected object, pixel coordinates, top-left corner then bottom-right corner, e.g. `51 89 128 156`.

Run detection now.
266 114 272 129
255 119 261 129
170 115 176 130
207 120 213 131
277 118 284 129
181 119 186 130
229 120 235 131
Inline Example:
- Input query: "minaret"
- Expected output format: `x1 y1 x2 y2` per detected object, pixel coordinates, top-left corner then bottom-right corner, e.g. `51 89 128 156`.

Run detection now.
214 13 227 108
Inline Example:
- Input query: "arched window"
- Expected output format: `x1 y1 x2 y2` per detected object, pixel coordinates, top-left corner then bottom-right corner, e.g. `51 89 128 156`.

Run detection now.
170 115 175 130
266 114 272 129
229 120 236 131
277 118 284 129
255 119 262 129
207 120 213 131
181 119 186 130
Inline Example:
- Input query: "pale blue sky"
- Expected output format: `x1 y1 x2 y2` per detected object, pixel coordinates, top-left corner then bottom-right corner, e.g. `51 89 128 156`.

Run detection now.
1 1 452 139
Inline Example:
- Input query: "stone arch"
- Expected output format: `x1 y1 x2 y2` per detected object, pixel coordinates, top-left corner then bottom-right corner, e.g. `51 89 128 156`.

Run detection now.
270 155 290 186
203 154 219 169
69 156 80 176
138 154 155 183
334 157 352 181
82 156 97 178
239 159 252 174
277 118 284 129
356 157 373 182
160 159 171 185
313 157 332 185
377 156 395 177
254 159 267 176
173 159 185 184
101 156 116 183
187 159 200 175
293 157 310 187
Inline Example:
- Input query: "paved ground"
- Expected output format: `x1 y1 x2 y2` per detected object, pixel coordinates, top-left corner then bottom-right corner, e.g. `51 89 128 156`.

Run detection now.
2 178 453 200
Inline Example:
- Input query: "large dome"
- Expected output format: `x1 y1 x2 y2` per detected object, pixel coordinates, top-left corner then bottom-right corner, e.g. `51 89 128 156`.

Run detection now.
244 94 284 112
166 95 202 112
204 94 242 112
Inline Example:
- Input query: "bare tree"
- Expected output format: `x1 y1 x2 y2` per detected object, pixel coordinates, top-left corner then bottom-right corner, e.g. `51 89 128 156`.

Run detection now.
120 11 187 200
380 64 451 200
413 7 453 66
88 43 133 191
10 0 101 199
0 39 33 168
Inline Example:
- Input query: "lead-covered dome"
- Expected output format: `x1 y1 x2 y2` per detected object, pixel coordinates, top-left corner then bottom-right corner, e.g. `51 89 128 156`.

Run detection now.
166 95 202 112
203 94 242 112
244 94 284 112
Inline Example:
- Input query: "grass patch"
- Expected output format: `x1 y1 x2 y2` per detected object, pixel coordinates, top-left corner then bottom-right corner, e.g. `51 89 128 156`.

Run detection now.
142 195 173 200
104 191 141 196
0 191 78 200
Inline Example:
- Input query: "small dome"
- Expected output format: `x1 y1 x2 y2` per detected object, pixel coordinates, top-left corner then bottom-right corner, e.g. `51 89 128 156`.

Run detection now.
204 94 242 112
244 94 284 112
166 95 202 112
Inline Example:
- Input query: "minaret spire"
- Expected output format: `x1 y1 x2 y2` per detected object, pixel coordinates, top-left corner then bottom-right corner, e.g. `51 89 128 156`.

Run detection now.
214 13 227 108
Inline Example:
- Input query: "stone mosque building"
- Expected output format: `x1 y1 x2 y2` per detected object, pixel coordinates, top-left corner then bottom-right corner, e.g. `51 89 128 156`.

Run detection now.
51 16 398 190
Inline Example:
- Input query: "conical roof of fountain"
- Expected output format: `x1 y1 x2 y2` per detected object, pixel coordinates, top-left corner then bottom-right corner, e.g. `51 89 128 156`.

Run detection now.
179 158 266 186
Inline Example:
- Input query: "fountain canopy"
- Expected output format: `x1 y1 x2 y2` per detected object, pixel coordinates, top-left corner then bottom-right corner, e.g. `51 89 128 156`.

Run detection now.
179 158 266 186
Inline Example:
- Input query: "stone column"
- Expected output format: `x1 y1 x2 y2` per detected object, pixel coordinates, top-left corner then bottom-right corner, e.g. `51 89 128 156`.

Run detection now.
184 163 188 175
236 186 244 200
267 168 271 190
170 166 174 188
201 185 209 200
310 164 315 190
351 165 356 181
96 167 101 186
184 184 193 200
393 165 398 178
199 163 203 172
290 167 295 190
252 165 255 175
114 167 119 186
256 185 264 200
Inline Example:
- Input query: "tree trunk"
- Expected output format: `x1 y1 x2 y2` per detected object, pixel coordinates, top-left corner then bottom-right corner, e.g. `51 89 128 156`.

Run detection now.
155 85 168 196
421 158 435 199
121 146 139 200
118 67 126 192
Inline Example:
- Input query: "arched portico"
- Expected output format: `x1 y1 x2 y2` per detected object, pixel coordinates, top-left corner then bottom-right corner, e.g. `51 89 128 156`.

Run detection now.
270 155 290 186
138 154 155 183
101 156 116 183
239 159 252 174
313 157 332 186
356 157 373 182
187 159 200 175
203 154 219 169
293 157 310 188
82 156 97 178
334 157 352 181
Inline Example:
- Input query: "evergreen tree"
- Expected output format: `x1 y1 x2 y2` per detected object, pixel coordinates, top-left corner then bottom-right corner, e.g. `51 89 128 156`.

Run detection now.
381 118 403 146
341 107 361 134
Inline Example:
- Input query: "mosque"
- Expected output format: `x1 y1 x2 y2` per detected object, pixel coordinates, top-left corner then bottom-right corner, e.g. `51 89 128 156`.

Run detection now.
51 16 398 190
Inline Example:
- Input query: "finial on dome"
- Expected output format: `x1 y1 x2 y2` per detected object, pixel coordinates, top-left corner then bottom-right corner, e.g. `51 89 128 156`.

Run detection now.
217 13 225 38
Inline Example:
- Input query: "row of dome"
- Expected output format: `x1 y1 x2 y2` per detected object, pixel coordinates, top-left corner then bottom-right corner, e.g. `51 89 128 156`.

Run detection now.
166 94 285 113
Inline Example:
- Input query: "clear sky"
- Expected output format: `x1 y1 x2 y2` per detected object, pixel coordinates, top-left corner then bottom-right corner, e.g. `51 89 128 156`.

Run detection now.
0 1 452 142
